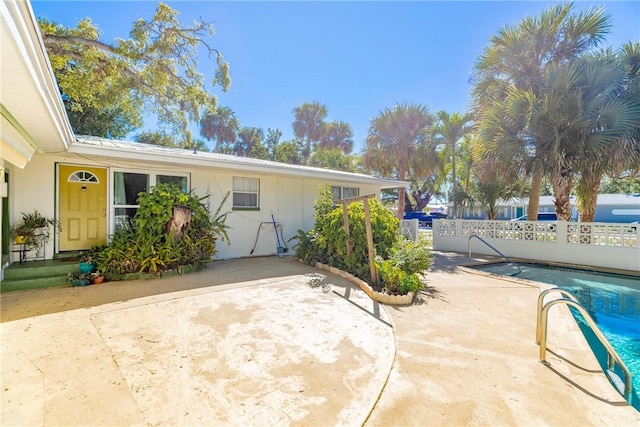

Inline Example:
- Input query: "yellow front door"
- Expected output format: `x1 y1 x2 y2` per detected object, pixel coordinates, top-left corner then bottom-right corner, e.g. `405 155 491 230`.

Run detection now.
59 165 107 251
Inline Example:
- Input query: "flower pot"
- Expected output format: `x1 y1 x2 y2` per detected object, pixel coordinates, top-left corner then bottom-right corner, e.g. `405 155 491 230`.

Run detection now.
91 276 105 284
79 262 96 274
14 235 29 244
71 279 90 287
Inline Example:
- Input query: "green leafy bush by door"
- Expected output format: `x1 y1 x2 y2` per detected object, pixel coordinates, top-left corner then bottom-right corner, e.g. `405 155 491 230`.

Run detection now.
94 184 230 276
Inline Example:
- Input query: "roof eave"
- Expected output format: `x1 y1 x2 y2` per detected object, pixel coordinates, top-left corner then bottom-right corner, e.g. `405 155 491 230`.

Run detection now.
67 141 409 188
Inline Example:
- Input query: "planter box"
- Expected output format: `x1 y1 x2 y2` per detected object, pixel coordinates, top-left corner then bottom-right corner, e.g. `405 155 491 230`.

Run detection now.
312 261 416 306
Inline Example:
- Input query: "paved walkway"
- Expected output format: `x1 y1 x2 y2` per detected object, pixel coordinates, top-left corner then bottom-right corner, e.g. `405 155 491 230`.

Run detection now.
1 254 638 426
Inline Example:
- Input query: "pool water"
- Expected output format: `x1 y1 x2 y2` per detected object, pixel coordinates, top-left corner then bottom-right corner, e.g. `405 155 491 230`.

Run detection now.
472 262 640 411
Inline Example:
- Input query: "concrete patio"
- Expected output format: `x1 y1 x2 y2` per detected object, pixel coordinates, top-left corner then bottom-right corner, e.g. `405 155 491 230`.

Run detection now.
1 253 638 426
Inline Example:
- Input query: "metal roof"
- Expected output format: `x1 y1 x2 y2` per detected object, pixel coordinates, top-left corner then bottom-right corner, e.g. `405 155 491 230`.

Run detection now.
70 135 410 188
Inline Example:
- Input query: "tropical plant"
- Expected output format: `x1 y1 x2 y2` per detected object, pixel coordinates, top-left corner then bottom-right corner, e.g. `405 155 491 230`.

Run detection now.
363 103 435 219
308 148 361 172
472 2 611 220
291 186 400 283
234 126 265 157
292 101 328 158
473 154 524 219
600 175 640 194
574 44 640 221
94 184 230 276
9 210 59 256
272 139 306 165
38 2 230 138
200 105 240 152
318 121 354 154
531 54 640 221
432 111 474 219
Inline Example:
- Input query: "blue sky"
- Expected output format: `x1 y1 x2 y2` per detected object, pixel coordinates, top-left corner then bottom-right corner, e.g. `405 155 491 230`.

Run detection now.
32 1 640 153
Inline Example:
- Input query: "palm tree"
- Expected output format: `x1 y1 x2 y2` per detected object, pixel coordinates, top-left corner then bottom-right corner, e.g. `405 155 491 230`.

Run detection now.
474 154 524 220
472 3 611 220
432 111 474 218
200 106 239 152
292 101 328 158
319 121 354 154
234 126 264 157
362 103 435 219
568 50 640 221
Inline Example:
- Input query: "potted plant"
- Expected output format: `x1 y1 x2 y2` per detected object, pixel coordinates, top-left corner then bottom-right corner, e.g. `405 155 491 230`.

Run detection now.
68 272 91 287
78 254 96 273
9 223 33 244
89 270 105 284
9 210 59 255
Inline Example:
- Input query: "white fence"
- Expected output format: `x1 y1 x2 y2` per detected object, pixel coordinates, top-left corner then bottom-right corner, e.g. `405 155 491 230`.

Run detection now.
400 219 419 241
433 219 640 272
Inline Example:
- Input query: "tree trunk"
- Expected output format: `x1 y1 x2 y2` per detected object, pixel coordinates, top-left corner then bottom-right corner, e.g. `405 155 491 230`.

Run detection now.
549 157 573 221
164 204 192 240
577 174 601 222
397 187 406 220
397 166 407 220
527 160 544 220
451 141 457 219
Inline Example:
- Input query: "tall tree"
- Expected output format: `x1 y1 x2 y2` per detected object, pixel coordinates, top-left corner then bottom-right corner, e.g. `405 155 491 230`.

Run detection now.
263 128 283 160
200 106 239 152
363 103 435 219
472 2 611 220
473 154 524 220
534 51 640 221
308 148 360 172
38 3 230 138
319 121 354 154
234 126 264 157
273 139 306 165
292 101 328 158
135 130 208 151
433 111 474 218
136 130 178 147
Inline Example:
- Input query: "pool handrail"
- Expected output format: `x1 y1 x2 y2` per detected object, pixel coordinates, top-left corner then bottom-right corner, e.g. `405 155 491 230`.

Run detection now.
535 288 580 344
467 234 522 276
537 293 633 402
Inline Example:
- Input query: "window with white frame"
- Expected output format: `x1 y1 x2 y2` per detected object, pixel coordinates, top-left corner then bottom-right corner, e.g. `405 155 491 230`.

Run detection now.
233 177 259 209
113 171 189 228
331 186 359 201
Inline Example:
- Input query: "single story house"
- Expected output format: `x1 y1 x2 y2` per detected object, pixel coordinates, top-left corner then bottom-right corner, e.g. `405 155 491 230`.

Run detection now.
0 0 407 275
460 194 640 223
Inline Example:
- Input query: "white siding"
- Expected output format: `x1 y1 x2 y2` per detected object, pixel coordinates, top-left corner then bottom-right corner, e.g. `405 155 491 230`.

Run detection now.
8 153 387 261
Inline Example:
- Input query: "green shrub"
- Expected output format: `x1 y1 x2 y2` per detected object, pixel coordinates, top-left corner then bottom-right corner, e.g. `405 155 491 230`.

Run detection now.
398 273 422 294
95 184 230 276
375 257 424 295
290 229 322 265
389 235 432 276
291 185 431 296
292 185 400 281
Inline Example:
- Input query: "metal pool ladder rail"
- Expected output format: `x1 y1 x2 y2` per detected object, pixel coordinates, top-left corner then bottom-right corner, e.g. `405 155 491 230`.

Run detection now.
536 288 633 403
467 235 522 276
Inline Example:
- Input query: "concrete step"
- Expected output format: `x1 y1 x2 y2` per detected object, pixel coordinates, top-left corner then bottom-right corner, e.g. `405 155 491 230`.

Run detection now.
3 260 79 280
1 275 69 292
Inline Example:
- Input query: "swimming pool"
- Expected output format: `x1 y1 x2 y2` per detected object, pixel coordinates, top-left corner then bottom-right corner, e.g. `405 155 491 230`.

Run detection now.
471 262 640 411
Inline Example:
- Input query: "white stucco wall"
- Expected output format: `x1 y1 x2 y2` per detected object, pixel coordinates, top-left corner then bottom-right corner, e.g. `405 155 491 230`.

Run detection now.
433 219 640 272
8 152 383 262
